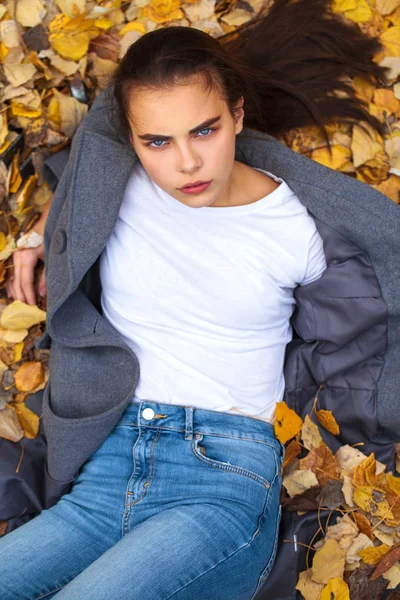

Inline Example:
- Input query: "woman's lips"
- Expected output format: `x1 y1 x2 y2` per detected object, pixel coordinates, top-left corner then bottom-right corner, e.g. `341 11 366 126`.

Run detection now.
179 181 212 194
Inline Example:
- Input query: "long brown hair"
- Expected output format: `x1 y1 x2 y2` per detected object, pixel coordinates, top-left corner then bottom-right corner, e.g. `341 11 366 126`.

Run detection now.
108 0 390 152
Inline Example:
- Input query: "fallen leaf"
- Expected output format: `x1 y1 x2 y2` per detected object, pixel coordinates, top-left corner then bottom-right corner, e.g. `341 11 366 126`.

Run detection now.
312 538 346 584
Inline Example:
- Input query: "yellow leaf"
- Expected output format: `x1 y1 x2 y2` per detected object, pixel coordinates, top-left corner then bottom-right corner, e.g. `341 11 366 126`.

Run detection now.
14 174 38 215
9 103 42 119
319 577 350 600
47 95 62 129
0 41 8 62
332 0 357 13
13 341 24 363
139 0 184 24
56 0 87 16
374 88 400 115
0 113 8 147
0 233 6 252
49 13 98 61
387 473 400 496
315 409 340 435
14 402 40 439
353 486 394 519
9 150 22 194
15 0 46 28
380 26 400 56
274 400 303 444
312 539 345 584
311 145 352 171
353 76 376 103
0 327 28 343
119 21 147 36
346 1 373 23
14 361 45 392
95 17 114 30
359 544 391 564
0 300 46 330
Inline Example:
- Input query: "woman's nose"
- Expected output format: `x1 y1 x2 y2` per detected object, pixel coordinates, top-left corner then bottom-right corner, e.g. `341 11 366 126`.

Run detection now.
176 146 201 173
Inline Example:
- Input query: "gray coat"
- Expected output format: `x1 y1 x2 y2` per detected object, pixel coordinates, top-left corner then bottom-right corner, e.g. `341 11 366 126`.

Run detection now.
36 90 400 596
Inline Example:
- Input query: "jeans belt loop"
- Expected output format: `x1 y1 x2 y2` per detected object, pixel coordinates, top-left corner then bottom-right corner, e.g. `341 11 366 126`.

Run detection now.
184 406 194 440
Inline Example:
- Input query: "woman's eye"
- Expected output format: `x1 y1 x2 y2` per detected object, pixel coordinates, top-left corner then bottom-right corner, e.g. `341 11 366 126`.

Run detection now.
146 127 215 149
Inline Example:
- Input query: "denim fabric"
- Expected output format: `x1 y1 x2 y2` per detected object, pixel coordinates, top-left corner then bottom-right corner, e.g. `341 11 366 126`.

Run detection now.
0 397 284 600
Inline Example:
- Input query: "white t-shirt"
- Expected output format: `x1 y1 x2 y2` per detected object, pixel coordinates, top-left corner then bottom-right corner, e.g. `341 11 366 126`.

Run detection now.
99 162 327 423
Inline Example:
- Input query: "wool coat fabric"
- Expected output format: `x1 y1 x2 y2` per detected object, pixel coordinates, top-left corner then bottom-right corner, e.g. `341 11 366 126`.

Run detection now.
24 89 400 598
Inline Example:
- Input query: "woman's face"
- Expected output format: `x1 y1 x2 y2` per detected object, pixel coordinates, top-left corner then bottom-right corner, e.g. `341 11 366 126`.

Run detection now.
126 79 245 208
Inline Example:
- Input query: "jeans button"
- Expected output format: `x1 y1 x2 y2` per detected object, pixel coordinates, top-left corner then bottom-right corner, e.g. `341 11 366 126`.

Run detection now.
142 408 155 420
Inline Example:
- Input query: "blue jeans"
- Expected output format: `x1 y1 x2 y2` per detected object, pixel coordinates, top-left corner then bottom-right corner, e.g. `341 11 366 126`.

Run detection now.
0 396 284 600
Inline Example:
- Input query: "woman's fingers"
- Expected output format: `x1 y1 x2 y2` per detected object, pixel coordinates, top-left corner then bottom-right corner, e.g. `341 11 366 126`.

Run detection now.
37 268 47 297
9 249 41 306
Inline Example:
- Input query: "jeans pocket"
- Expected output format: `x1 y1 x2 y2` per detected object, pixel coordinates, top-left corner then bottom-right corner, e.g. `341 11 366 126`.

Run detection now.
191 433 281 490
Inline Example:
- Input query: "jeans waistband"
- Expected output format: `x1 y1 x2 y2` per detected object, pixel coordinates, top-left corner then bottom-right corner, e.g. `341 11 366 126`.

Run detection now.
120 396 284 456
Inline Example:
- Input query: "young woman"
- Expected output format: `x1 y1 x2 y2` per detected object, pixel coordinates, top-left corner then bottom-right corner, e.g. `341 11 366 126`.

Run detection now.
1 1 398 599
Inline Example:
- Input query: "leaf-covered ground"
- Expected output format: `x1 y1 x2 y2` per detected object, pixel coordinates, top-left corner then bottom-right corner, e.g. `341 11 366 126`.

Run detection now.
0 0 399 596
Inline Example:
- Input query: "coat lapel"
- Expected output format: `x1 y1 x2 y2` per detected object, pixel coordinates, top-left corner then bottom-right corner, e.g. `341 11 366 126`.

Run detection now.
68 130 139 293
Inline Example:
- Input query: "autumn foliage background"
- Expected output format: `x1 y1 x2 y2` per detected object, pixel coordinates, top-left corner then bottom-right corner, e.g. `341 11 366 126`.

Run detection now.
0 0 399 598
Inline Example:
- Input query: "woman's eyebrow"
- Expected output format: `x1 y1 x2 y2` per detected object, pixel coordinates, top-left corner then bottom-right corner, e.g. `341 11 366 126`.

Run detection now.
137 115 222 141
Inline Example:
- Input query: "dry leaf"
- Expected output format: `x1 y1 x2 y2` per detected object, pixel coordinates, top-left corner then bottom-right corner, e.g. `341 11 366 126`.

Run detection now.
315 409 340 435
359 544 391 565
15 0 47 28
52 89 88 137
351 122 384 168
296 568 324 600
312 538 346 584
299 443 340 486
301 414 323 451
319 577 350 600
14 361 45 392
14 402 40 439
0 405 24 442
274 400 303 444
282 468 319 498
0 300 46 330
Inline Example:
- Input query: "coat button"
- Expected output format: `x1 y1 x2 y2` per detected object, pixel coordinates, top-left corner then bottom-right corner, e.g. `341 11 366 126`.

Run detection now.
53 230 67 254
142 408 155 420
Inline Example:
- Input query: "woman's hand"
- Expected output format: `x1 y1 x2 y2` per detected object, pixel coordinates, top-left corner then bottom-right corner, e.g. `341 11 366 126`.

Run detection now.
6 243 46 306
6 198 52 306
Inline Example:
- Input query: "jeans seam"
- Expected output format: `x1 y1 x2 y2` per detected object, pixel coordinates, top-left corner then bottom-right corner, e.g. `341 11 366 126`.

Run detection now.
121 429 161 537
250 454 283 599
34 583 66 599
118 424 280 452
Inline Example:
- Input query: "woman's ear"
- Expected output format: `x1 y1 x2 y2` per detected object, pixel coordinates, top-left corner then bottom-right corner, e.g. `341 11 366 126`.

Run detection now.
234 96 245 133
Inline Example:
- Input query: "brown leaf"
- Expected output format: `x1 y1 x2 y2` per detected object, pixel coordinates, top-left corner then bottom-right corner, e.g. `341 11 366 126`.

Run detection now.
88 32 120 62
370 542 400 580
299 443 340 486
316 479 345 510
348 561 388 600
280 484 322 512
282 439 301 470
352 512 374 541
